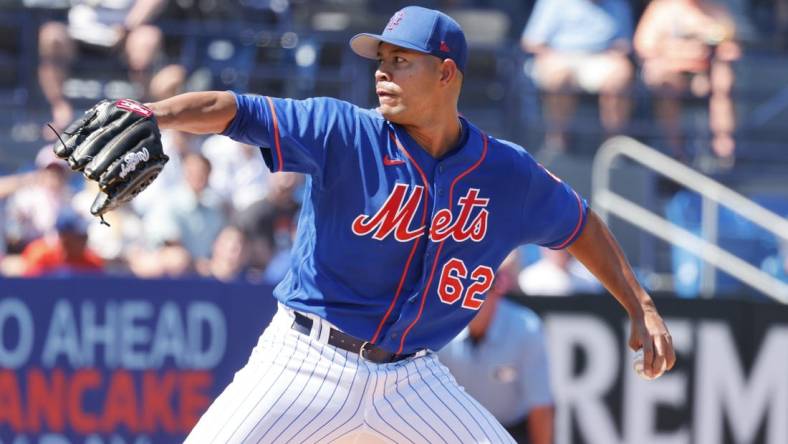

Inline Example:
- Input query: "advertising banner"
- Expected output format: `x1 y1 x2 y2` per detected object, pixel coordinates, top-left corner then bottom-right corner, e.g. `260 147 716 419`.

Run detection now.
523 295 788 444
0 277 277 444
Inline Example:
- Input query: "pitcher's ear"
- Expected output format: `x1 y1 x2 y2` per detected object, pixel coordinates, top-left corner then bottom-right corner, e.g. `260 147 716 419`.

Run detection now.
439 58 459 84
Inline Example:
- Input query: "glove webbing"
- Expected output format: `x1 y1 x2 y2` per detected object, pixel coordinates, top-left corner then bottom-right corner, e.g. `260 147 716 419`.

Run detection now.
47 123 111 227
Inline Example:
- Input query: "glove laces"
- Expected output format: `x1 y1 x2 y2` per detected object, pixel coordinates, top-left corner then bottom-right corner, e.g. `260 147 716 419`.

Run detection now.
46 123 111 228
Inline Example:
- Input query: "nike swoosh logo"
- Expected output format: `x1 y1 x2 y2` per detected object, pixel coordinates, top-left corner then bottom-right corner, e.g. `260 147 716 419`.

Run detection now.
383 155 406 166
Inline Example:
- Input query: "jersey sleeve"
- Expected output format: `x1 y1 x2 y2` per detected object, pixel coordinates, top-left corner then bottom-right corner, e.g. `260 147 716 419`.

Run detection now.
221 93 357 178
520 155 588 249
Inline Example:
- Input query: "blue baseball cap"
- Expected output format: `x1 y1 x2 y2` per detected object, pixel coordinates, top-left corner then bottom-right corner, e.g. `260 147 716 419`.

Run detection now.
350 6 468 72
55 210 87 234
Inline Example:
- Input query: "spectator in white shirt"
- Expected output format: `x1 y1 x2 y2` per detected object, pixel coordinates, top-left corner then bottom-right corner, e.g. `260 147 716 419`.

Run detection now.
518 247 603 296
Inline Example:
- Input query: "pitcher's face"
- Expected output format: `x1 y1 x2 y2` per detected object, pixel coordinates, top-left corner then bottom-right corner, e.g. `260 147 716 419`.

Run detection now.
374 43 443 125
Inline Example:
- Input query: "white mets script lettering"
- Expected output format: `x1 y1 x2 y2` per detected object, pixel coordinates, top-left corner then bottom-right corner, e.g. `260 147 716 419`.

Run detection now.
119 147 150 179
352 184 489 242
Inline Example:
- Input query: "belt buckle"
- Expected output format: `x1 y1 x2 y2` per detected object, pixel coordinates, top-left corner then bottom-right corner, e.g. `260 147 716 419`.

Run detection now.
359 341 399 364
359 341 374 361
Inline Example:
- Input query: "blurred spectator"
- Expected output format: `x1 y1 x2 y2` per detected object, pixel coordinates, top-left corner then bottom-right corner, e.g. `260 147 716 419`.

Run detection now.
3 146 73 253
133 129 200 213
72 180 143 272
21 209 103 277
634 0 741 164
0 171 39 200
148 63 187 101
439 253 554 444
38 0 167 131
201 135 270 213
126 242 194 278
0 171 39 269
236 172 302 284
197 225 254 282
521 0 634 152
143 152 225 260
518 247 602 296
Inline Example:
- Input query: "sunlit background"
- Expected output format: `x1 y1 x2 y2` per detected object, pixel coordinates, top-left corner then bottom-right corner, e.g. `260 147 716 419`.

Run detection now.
0 1 787 443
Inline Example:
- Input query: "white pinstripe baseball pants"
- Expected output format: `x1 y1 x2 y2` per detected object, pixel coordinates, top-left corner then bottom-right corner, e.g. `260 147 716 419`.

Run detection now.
184 305 514 443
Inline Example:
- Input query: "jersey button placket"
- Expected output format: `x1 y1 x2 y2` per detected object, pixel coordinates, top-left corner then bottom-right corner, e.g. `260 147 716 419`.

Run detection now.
435 165 445 199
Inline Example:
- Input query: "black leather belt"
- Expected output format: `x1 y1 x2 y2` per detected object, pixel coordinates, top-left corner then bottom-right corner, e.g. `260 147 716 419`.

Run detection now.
291 311 414 364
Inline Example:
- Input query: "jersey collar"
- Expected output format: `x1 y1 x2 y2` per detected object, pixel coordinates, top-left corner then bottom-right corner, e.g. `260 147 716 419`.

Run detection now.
390 116 484 171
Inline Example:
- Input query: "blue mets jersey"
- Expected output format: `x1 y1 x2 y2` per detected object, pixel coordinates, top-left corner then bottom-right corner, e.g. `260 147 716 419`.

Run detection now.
222 93 587 354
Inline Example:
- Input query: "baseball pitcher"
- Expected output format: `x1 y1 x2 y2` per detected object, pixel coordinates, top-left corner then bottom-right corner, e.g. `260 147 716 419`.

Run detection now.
53 6 675 443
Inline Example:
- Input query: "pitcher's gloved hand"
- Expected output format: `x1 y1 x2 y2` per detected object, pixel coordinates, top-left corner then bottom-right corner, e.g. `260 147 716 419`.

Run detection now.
52 99 168 219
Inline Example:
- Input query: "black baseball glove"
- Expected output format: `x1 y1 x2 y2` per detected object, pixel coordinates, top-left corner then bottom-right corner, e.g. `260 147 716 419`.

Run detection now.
52 99 169 221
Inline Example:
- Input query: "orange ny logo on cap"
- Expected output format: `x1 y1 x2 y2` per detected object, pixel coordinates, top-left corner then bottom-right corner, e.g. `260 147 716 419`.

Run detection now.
386 11 405 31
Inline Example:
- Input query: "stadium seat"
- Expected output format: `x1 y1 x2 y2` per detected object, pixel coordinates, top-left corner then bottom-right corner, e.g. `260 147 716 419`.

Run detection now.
666 190 783 299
